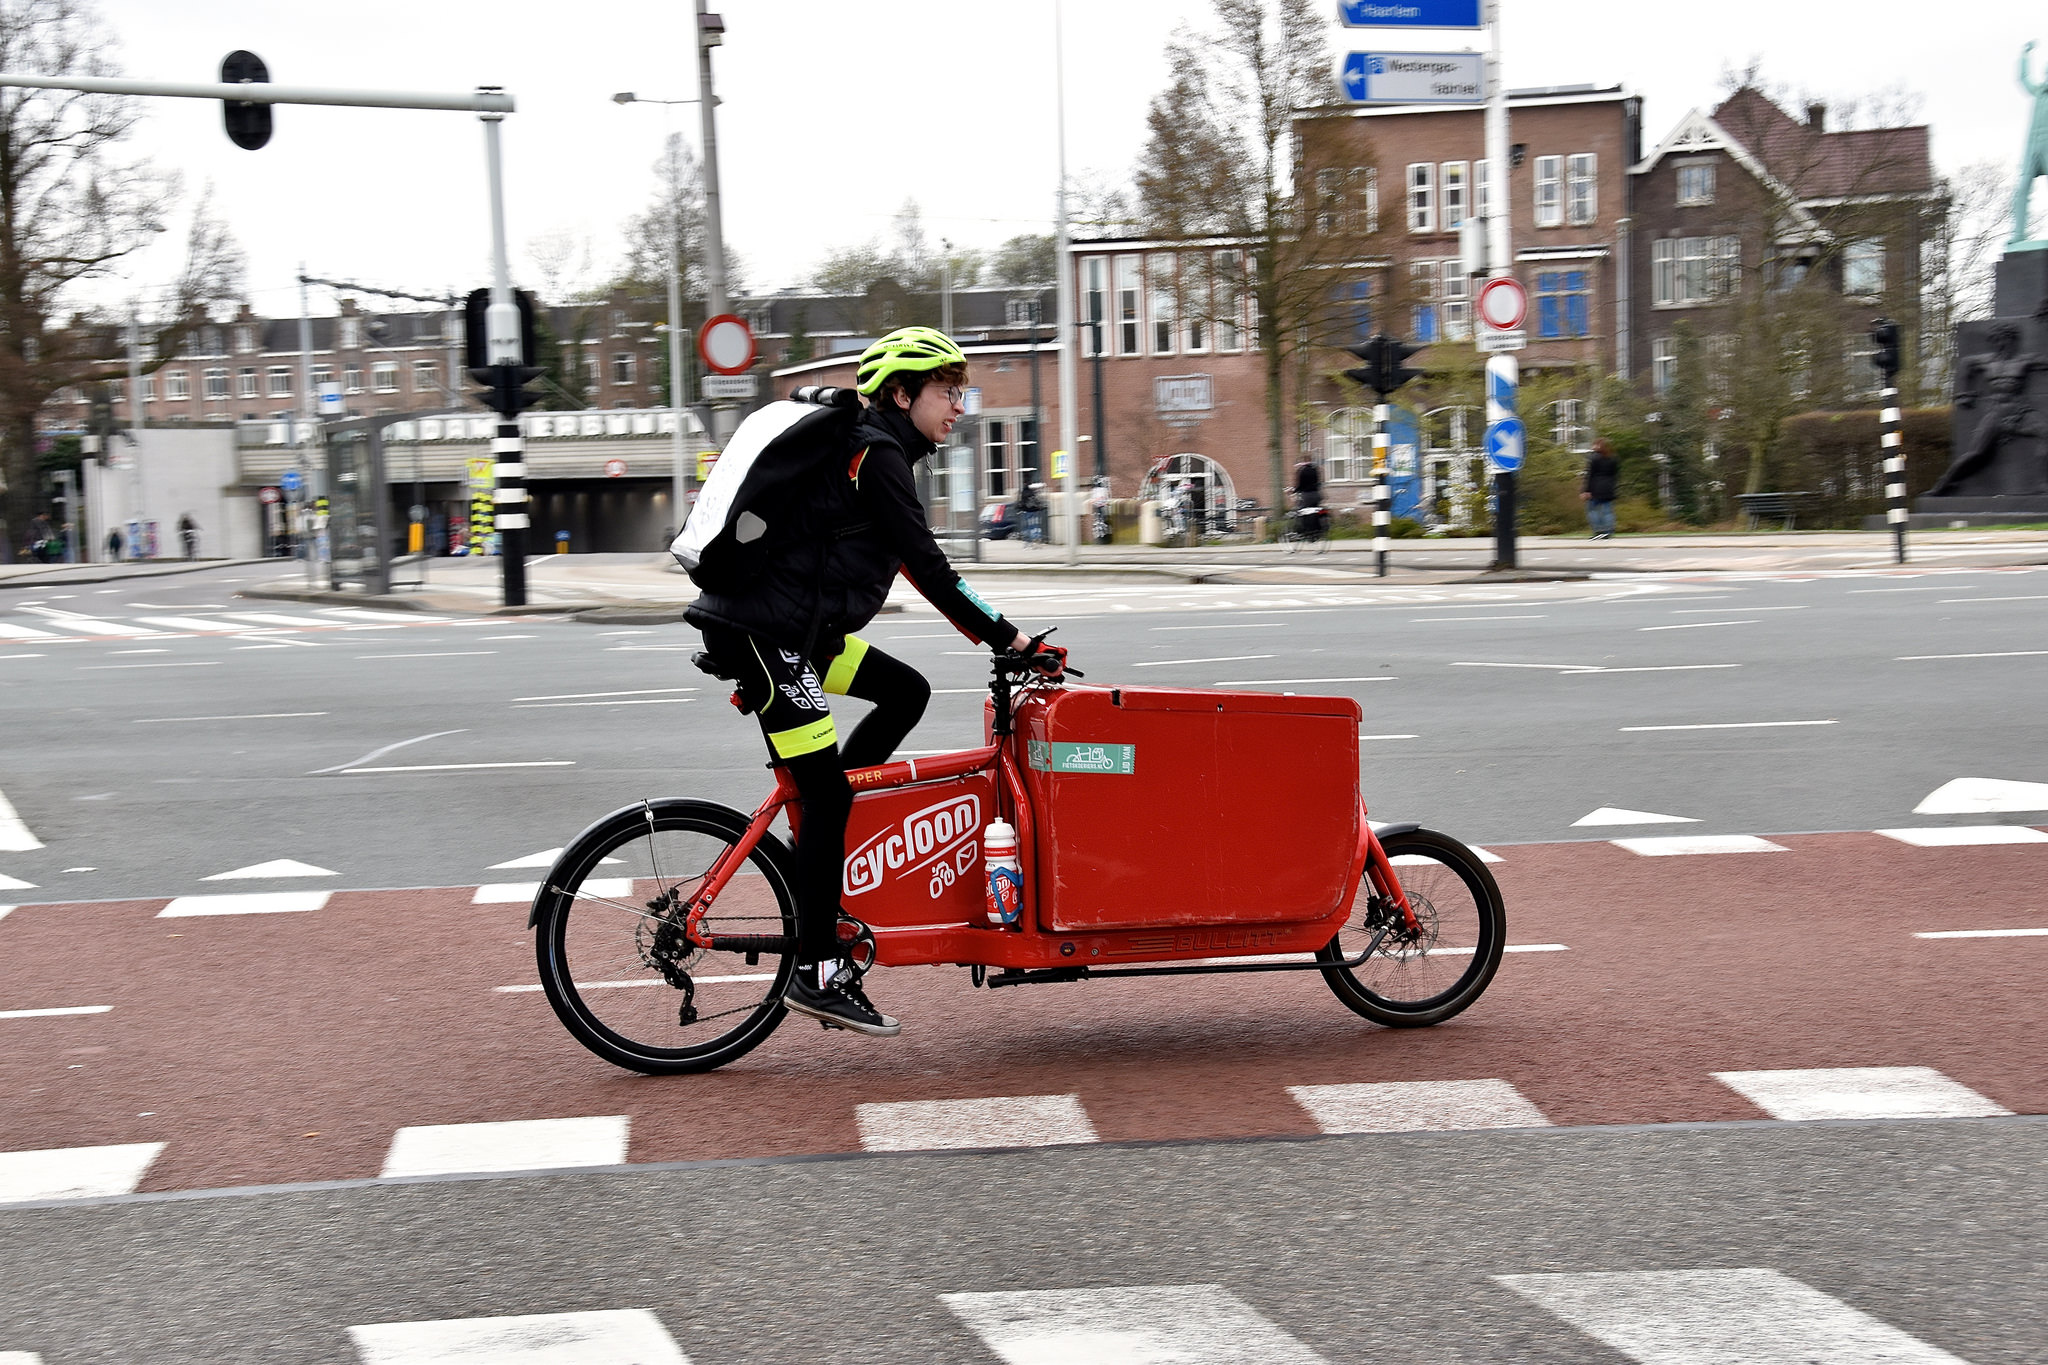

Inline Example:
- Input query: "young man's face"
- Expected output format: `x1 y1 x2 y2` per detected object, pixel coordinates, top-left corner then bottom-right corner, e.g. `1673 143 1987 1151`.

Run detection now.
897 376 965 444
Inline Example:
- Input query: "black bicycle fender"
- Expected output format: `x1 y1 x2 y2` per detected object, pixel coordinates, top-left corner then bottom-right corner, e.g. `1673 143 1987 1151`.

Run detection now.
1369 820 1423 840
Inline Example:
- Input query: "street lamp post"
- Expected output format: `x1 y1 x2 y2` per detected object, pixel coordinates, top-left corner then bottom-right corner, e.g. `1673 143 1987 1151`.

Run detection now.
614 90 703 538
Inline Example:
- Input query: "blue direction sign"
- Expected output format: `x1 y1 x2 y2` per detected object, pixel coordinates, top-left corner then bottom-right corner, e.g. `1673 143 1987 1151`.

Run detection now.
280 468 303 494
1484 417 1526 473
1339 0 1484 28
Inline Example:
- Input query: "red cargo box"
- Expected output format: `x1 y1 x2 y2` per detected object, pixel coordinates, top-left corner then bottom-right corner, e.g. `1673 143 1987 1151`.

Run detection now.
1008 684 1362 932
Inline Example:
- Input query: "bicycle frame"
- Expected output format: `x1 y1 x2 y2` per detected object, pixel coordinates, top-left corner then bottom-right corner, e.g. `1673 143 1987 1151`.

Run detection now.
679 669 1422 977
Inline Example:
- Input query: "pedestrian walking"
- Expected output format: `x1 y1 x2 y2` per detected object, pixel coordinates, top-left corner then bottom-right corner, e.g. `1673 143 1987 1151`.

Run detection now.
1582 438 1620 539
178 512 199 560
105 525 124 561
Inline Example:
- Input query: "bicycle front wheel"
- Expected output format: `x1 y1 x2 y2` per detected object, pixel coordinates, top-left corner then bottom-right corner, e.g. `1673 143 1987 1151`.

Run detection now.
531 799 797 1075
1318 827 1505 1027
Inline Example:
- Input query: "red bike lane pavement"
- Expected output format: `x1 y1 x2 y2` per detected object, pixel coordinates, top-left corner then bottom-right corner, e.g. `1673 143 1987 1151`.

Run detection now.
2 832 2041 1197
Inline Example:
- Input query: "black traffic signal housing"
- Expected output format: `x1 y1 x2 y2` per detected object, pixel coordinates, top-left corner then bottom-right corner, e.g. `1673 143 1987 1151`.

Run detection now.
1343 334 1426 399
465 287 543 417
220 51 273 150
1868 317 1901 383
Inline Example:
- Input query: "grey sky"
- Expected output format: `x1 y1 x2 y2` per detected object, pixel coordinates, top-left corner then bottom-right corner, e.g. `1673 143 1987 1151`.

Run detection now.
80 1 2045 318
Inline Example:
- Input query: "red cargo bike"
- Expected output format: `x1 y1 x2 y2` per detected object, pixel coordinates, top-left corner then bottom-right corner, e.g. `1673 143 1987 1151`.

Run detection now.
529 645 1506 1074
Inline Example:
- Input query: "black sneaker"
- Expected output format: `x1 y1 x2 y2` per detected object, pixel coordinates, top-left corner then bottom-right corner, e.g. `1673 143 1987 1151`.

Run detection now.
783 964 901 1037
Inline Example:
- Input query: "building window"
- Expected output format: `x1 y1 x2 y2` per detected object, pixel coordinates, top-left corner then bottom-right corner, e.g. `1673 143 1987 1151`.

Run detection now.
1533 155 1563 228
1406 162 1435 233
1652 235 1741 305
372 361 399 392
1552 398 1590 450
267 366 292 397
1842 238 1885 297
1440 261 1470 340
344 365 363 394
1441 161 1469 230
1184 261 1209 353
204 367 229 400
1676 161 1716 206
414 359 440 396
1005 297 1044 326
1651 336 1676 394
1082 257 1106 355
611 352 635 385
1344 277 1374 345
1114 254 1141 355
140 375 155 402
166 369 189 400
1475 158 1493 222
1567 153 1596 225
1411 260 1439 342
1147 253 1176 355
233 325 255 353
339 318 360 349
237 367 259 398
1351 166 1378 234
1314 167 1342 235
1535 269 1592 338
311 364 333 390
1214 250 1244 352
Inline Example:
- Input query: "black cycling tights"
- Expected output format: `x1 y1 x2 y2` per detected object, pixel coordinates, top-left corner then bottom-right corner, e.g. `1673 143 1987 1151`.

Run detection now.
697 627 932 965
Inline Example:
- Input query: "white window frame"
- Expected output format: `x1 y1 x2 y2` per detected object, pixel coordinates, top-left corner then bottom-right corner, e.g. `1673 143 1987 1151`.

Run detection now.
1183 256 1209 354
1440 161 1469 230
1676 160 1716 206
233 325 255 353
343 365 363 395
1082 257 1107 356
140 375 155 402
1351 166 1378 234
1567 153 1596 225
311 364 333 391
1441 260 1470 340
1406 162 1435 233
267 366 292 397
236 367 259 398
204 367 229 400
1213 249 1244 353
1842 237 1885 297
166 369 189 400
1147 253 1177 356
1114 254 1141 356
413 359 441 396
1534 155 1563 228
1315 167 1342 235
611 352 635 385
1410 259 1438 339
1654 235 1741 305
371 361 399 393
339 318 361 350
1651 336 1676 395
1475 158 1493 224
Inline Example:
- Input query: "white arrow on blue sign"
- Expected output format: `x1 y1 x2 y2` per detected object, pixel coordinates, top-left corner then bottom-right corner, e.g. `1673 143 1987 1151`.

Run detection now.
280 469 303 493
1484 417 1526 474
1338 0 1484 28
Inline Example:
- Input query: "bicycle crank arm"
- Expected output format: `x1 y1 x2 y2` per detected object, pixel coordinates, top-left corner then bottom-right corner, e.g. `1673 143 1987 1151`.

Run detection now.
704 932 798 955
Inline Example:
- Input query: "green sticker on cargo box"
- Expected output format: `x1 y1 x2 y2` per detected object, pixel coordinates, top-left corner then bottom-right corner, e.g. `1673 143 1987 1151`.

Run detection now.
1029 740 1136 774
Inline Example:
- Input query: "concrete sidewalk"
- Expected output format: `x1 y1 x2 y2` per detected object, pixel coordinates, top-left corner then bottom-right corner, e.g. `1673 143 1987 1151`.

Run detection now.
5 526 2045 618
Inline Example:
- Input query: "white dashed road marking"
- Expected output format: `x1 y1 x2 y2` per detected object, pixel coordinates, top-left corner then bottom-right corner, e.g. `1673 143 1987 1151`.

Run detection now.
1289 1079 1550 1133
856 1095 1099 1151
943 1285 1330 1365
157 891 331 918
0 1142 163 1205
1573 807 1698 826
202 859 337 881
1876 825 2048 846
1712 1066 2011 1121
1610 835 1788 856
1912 777 2048 815
349 1309 688 1365
380 1116 630 1179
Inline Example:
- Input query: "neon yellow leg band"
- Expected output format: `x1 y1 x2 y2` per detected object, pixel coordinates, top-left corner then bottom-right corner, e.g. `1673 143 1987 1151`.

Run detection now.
821 635 870 696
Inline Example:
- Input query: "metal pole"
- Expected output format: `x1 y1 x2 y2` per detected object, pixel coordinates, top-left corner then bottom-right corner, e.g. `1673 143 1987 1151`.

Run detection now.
1482 0 1518 569
1028 321 1043 487
1372 403 1390 576
0 70 512 113
695 1 736 449
297 269 315 574
1053 0 1079 565
125 314 143 558
941 242 953 336
1881 381 1906 563
667 215 689 541
1091 319 1106 479
480 108 526 607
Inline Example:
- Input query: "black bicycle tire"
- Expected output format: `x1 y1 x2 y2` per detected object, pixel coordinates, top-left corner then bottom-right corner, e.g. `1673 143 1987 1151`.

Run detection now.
1318 826 1506 1027
532 798 798 1075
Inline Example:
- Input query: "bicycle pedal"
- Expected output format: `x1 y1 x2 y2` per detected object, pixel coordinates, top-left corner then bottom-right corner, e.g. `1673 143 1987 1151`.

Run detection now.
819 1017 844 1031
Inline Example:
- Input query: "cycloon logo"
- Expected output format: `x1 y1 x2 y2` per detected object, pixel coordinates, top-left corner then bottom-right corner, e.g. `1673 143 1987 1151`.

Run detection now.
843 794 982 899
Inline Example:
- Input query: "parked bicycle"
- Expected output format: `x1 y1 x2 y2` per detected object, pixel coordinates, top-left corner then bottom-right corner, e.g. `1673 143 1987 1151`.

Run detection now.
529 641 1505 1074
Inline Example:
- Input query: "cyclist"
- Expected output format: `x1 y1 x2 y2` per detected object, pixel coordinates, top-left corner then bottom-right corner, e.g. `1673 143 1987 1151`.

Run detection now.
684 326 1068 1038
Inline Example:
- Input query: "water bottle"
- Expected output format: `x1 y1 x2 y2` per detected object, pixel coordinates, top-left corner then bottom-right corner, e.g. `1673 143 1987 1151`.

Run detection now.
983 819 1022 928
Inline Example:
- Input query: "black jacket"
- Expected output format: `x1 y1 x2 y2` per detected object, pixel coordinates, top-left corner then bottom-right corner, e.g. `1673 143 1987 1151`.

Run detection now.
685 401 1015 659
1583 452 1620 502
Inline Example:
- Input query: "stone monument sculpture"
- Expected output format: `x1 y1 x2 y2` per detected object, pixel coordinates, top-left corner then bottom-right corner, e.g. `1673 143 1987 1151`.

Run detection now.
1918 42 2048 521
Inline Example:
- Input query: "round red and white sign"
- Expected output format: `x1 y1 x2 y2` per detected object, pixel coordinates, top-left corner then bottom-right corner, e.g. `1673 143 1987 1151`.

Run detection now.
698 314 756 375
258 486 282 505
1477 277 1528 331
603 458 627 479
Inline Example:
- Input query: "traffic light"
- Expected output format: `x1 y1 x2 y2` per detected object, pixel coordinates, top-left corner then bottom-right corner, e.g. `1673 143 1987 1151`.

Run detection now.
220 50 273 150
1868 317 1901 382
1343 334 1426 398
465 287 544 416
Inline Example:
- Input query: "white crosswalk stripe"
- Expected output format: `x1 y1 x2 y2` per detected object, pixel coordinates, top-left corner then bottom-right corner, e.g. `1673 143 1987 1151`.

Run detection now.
349 1309 689 1364
943 1285 1330 1365
1495 1268 1970 1363
1712 1066 2011 1121
1290 1079 1550 1133
0 1142 162 1205
856 1094 1100 1151
380 1116 629 1178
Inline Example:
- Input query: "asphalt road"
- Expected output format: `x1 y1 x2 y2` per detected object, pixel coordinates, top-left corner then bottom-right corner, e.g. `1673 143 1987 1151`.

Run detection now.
2 560 2045 901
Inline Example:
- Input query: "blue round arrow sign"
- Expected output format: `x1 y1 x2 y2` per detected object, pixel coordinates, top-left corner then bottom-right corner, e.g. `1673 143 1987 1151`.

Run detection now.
1484 417 1526 473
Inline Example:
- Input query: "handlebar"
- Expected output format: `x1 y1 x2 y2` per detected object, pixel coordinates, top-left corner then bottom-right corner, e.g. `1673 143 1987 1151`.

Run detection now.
993 628 1083 680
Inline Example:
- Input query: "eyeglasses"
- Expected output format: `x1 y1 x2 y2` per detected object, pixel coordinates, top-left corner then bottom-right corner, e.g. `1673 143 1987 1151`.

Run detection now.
939 385 965 407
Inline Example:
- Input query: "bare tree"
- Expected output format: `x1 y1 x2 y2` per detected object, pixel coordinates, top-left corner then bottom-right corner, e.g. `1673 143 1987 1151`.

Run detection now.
616 132 721 300
0 0 244 559
1130 0 1373 504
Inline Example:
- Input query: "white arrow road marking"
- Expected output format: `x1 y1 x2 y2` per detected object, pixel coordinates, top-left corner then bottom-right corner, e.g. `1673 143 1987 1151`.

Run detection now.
0 787 41 852
1573 807 1699 827
1913 777 2048 815
202 859 338 881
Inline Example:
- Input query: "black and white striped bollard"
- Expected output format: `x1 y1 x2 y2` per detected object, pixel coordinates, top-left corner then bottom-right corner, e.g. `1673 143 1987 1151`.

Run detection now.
1880 383 1905 565
1373 403 1391 577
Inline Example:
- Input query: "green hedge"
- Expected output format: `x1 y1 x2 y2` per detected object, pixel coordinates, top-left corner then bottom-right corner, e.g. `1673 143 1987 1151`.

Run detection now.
1771 408 1952 526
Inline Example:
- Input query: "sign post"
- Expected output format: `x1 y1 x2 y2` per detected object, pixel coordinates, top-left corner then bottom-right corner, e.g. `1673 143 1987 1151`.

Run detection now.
1485 354 1522 569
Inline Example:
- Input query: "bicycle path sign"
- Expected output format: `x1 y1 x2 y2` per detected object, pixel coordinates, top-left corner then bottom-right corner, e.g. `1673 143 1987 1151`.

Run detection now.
1485 417 1526 474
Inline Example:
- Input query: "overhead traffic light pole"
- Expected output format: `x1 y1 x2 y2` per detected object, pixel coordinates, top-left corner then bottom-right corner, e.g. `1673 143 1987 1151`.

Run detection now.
0 63 525 601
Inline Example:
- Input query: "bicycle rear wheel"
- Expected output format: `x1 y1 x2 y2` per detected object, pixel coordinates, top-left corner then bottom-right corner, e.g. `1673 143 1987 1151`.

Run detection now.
531 799 797 1074
1318 827 1505 1027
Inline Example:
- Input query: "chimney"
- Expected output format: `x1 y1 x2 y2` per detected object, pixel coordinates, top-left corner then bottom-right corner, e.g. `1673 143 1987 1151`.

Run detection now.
1805 101 1826 131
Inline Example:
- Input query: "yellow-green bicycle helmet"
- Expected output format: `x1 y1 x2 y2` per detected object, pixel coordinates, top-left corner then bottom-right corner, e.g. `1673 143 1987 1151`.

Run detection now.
855 326 968 396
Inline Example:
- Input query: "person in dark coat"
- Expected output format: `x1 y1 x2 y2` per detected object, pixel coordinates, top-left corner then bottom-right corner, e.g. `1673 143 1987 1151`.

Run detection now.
1582 439 1620 539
